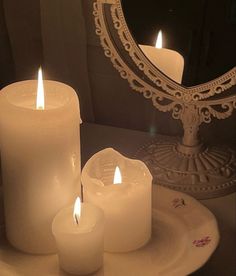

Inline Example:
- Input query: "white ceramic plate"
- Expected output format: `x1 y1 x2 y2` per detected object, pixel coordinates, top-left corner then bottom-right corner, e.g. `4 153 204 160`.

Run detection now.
0 185 219 276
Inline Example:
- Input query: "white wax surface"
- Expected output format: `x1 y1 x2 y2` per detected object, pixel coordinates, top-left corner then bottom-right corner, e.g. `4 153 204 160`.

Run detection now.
139 45 184 84
52 203 104 275
0 80 81 254
81 148 152 253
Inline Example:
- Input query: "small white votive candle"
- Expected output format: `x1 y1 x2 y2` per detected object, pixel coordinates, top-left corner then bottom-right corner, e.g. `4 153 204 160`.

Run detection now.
81 148 152 253
52 197 104 275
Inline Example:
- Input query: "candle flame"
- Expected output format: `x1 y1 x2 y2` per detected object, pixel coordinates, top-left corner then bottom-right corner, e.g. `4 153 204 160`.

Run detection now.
73 197 81 225
113 166 122 185
155 30 162 49
36 67 45 110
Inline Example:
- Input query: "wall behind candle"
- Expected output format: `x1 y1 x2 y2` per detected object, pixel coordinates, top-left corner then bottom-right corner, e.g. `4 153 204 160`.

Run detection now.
0 0 94 122
3 0 43 81
0 0 15 88
40 0 94 122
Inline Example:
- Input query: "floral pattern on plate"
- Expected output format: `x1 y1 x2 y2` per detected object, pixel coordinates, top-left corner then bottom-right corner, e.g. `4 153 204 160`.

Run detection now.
193 236 211 247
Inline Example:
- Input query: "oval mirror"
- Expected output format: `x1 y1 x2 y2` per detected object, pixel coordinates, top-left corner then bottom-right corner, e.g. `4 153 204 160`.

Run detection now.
122 0 236 86
93 0 236 199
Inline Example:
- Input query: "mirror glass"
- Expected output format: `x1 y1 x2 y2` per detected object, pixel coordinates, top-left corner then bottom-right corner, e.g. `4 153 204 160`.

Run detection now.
122 0 236 86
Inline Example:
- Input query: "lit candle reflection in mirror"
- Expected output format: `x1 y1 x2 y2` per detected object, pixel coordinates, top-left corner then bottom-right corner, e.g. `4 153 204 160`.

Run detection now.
139 29 184 83
155 30 162 49
36 67 45 110
113 166 122 184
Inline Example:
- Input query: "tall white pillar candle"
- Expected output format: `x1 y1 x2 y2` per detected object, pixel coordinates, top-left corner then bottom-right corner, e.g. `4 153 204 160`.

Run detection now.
140 31 184 83
81 148 152 253
52 197 104 275
0 78 81 254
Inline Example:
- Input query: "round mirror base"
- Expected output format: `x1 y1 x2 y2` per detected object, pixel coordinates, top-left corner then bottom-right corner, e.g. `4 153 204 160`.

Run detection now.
134 136 236 199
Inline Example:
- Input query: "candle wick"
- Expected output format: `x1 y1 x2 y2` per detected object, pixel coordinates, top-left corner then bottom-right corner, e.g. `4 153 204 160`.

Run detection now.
74 214 79 225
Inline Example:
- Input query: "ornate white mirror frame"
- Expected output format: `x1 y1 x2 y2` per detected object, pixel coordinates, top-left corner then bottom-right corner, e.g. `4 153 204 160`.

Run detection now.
93 0 236 199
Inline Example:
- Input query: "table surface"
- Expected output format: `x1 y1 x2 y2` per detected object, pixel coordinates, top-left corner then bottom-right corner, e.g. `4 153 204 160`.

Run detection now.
0 123 235 276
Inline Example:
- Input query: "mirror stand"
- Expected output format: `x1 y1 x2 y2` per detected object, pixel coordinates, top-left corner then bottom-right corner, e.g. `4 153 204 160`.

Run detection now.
134 105 236 199
93 0 236 199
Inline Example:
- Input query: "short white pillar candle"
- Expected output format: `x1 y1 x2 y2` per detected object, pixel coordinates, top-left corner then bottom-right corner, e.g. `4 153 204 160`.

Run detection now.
52 197 104 275
81 148 152 253
0 70 81 254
